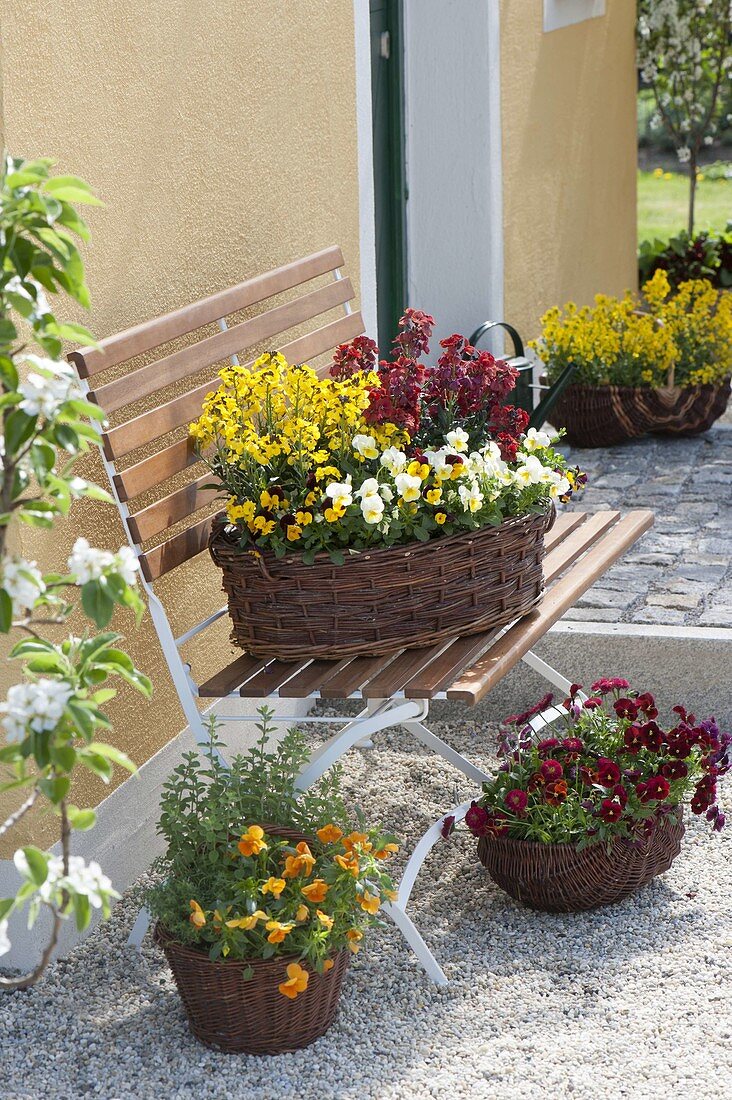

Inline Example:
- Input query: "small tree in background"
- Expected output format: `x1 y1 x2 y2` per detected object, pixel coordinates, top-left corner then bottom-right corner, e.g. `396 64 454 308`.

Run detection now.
0 155 151 988
637 0 732 235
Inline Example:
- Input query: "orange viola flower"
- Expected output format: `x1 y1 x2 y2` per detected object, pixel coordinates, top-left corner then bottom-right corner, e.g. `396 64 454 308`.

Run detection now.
316 909 334 931
295 904 309 922
323 958 335 973
301 879 329 903
225 909 267 931
238 825 268 857
335 852 360 877
342 831 372 853
189 899 206 929
346 928 363 954
278 961 309 999
359 890 380 915
266 920 295 944
374 843 399 860
316 824 344 845
283 841 316 879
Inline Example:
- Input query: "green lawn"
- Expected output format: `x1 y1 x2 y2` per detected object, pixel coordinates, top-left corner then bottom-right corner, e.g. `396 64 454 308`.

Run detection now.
638 168 731 243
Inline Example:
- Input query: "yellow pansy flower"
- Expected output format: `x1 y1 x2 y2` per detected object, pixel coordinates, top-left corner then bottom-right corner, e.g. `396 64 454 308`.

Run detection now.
225 909 268 930
346 928 363 954
301 879 329 903
316 909 334 931
359 890 380 914
283 841 316 879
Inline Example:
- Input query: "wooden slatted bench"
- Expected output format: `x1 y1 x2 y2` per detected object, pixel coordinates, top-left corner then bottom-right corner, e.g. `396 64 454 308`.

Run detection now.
68 247 654 983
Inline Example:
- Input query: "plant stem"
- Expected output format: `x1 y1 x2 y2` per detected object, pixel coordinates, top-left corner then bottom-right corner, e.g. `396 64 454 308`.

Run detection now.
0 788 39 837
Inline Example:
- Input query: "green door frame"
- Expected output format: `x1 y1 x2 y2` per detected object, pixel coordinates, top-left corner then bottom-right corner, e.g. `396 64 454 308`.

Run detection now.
369 0 408 351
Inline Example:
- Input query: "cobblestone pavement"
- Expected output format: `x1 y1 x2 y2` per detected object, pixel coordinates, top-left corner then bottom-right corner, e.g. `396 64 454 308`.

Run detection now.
558 423 731 628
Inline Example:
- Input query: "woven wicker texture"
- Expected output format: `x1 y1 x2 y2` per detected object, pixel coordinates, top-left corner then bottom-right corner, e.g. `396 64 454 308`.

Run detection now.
209 508 554 661
550 380 731 448
156 925 349 1054
477 818 684 912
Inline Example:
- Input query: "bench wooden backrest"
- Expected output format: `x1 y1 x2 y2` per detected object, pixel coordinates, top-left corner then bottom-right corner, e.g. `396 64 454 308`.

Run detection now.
68 246 365 583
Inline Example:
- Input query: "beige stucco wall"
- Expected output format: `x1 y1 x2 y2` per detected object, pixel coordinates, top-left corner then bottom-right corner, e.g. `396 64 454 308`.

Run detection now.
500 0 638 341
0 0 361 853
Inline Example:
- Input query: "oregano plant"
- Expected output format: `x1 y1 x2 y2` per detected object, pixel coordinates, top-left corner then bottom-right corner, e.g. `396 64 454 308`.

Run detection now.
0 154 151 987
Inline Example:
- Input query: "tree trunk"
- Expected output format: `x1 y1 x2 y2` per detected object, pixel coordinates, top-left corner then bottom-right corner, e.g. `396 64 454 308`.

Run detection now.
687 154 697 237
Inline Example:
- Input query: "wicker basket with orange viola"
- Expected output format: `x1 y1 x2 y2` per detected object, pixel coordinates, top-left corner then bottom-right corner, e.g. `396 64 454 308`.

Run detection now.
442 680 729 912
146 710 399 1054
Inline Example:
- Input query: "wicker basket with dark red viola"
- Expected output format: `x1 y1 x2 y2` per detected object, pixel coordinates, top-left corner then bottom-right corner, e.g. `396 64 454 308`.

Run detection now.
191 309 584 662
443 679 729 912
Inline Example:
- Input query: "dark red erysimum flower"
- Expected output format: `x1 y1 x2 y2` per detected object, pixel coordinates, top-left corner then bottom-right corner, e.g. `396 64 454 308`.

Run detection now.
661 760 688 781
583 697 603 711
614 697 639 721
536 736 560 757
545 780 568 806
440 814 456 839
540 759 564 783
635 692 658 719
639 775 671 803
596 757 621 787
504 789 529 815
465 802 488 835
598 798 623 823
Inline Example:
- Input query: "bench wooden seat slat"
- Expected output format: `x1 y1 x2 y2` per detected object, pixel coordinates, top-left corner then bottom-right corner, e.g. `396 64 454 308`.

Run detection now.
403 630 501 699
446 509 654 705
69 246 346 378
197 654 269 698
362 642 452 700
139 515 214 582
239 659 312 697
318 654 400 699
127 475 220 544
542 510 620 584
90 276 355 414
102 310 364 461
277 658 353 698
113 438 201 503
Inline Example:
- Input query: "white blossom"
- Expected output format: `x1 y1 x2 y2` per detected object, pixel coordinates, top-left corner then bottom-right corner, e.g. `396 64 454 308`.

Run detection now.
13 852 117 909
0 919 10 957
17 356 82 419
67 538 139 587
1 558 46 616
1 679 73 743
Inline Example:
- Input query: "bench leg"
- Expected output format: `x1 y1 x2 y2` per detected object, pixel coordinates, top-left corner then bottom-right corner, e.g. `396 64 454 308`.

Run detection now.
127 905 152 951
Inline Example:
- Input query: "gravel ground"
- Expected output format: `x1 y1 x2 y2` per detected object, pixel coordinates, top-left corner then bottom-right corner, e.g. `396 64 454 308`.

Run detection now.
1 706 730 1100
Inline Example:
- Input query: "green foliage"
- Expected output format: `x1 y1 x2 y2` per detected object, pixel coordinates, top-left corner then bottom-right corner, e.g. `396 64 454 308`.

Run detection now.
638 224 732 289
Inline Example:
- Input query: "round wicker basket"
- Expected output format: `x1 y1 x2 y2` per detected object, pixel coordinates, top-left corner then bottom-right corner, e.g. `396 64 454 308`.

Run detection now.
550 379 731 449
476 816 684 912
209 507 555 661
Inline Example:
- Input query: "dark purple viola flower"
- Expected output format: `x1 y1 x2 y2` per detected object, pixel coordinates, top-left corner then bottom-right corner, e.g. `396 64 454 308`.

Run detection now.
440 815 456 839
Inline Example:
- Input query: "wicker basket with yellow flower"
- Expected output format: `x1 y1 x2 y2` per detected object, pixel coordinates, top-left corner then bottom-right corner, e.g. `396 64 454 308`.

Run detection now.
147 711 399 1054
534 274 731 448
190 311 583 660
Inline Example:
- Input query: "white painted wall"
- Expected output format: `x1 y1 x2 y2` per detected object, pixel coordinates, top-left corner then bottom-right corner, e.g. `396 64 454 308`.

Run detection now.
353 0 378 341
403 0 504 347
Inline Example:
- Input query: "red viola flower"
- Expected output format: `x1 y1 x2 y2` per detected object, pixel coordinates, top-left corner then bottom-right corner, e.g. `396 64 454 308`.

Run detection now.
612 783 629 807
569 683 583 699
540 759 564 783
635 692 658 719
545 780 568 806
465 802 489 835
504 789 529 815
485 811 509 836
562 737 584 753
599 799 623 823
527 772 546 793
661 760 688 781
614 697 639 721
596 758 621 787
667 732 692 759
639 721 662 752
502 693 554 728
624 724 645 754
440 814 456 839
579 765 596 786
591 677 630 696
640 775 671 803
583 697 603 710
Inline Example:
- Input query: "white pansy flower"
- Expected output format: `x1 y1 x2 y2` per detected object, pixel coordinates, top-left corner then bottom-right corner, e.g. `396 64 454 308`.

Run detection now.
0 919 10 958
394 473 422 503
445 428 470 453
458 482 484 514
468 451 486 475
1 679 73 743
379 484 394 503
18 356 82 419
522 427 553 452
354 478 380 499
1 559 46 616
360 494 385 525
549 476 571 499
513 455 545 486
325 478 353 511
380 447 407 475
352 434 379 460
426 447 452 480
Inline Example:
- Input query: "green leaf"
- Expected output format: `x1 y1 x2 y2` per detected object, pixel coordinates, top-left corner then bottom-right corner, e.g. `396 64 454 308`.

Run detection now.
0 317 18 345
39 775 70 804
3 409 37 455
66 700 96 739
79 751 114 783
51 424 80 454
0 588 12 633
0 354 19 389
66 805 96 831
51 744 77 771
72 892 92 931
0 898 15 921
81 580 115 629
48 321 97 346
24 652 68 675
21 846 49 887
86 742 137 774
44 176 103 206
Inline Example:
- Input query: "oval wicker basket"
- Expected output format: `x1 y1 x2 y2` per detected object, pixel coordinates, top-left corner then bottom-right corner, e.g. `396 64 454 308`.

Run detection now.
209 507 555 661
550 378 731 449
156 925 349 1055
476 816 684 912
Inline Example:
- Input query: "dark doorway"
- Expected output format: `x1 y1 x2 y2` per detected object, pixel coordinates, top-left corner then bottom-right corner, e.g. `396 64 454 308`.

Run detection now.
369 0 407 351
